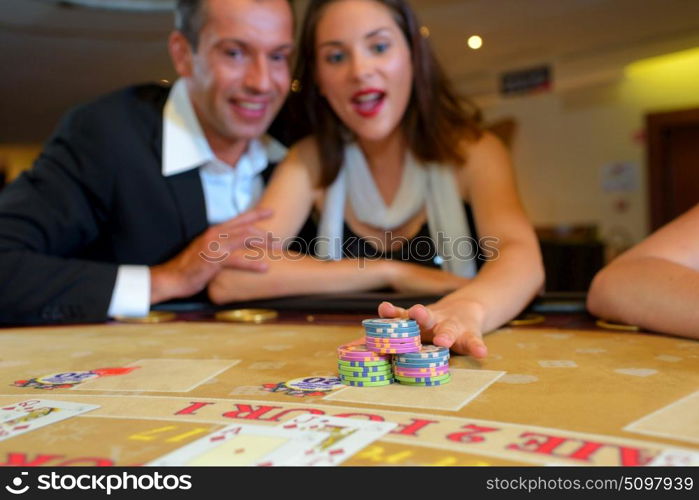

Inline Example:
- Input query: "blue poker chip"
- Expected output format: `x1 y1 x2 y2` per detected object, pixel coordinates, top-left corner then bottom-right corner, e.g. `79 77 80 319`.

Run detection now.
395 346 449 359
393 359 449 368
394 353 450 363
364 324 420 333
364 327 421 337
362 319 417 329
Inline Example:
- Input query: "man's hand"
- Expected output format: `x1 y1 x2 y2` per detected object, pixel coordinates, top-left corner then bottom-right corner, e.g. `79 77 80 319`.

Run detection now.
378 300 488 359
149 208 273 304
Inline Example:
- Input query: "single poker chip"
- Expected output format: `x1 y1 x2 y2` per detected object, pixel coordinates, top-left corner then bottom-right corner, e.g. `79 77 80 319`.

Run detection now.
394 373 451 383
114 310 176 323
215 308 278 323
362 319 417 329
595 319 640 332
337 367 392 377
337 365 392 374
342 379 394 387
393 359 449 368
339 373 393 383
339 357 390 364
337 344 383 354
396 375 452 386
338 364 391 372
394 356 449 365
365 342 421 349
366 346 421 354
337 359 390 368
365 345 421 352
393 367 450 377
363 330 420 339
364 326 421 336
284 376 344 392
339 356 389 364
364 337 421 344
339 371 392 380
396 345 450 359
392 364 449 374
338 350 390 359
393 356 449 366
364 326 420 335
338 346 392 361
36 371 99 385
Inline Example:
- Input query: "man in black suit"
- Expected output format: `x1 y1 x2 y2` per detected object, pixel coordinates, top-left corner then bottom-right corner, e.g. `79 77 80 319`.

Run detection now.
0 0 294 324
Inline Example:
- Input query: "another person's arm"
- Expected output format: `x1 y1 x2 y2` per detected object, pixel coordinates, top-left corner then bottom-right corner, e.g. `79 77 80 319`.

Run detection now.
0 107 271 324
0 109 124 324
587 204 699 339
379 132 545 358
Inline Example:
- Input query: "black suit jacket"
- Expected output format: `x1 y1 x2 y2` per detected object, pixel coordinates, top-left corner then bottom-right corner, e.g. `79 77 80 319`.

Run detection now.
0 84 273 325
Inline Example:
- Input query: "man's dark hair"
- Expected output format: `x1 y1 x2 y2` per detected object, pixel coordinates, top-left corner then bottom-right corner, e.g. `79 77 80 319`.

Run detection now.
175 0 208 51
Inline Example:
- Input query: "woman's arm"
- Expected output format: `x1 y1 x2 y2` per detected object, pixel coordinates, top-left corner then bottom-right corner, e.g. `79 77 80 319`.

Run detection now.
380 132 545 358
250 137 319 241
208 254 469 303
587 204 699 339
208 138 470 303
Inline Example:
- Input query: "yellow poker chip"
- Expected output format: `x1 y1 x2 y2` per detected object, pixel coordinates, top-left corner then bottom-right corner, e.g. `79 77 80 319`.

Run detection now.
114 311 176 323
507 313 545 326
595 319 640 332
215 309 278 324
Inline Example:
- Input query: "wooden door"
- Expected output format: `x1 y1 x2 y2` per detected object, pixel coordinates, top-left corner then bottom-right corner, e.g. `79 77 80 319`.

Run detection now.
647 107 699 231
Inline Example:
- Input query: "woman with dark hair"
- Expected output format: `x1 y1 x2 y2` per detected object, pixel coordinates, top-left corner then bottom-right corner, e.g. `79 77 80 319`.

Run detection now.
209 0 544 359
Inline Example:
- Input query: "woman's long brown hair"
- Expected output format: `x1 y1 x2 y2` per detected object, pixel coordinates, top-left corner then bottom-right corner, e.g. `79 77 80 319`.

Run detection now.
290 0 482 187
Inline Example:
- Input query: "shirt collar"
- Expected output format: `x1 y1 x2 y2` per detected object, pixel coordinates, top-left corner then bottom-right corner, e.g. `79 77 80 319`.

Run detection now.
162 78 287 177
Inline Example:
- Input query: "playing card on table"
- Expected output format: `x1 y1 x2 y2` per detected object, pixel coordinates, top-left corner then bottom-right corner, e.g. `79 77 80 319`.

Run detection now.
0 399 100 441
277 415 397 466
147 423 330 466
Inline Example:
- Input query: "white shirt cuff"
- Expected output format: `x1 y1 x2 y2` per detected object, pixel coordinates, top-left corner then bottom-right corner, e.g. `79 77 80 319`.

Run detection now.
107 265 150 317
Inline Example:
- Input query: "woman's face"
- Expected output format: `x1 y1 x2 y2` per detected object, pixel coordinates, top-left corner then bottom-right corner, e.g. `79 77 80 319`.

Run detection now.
314 0 413 143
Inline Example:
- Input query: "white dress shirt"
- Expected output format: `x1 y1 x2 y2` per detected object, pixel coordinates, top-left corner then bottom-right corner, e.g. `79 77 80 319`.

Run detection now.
107 79 286 317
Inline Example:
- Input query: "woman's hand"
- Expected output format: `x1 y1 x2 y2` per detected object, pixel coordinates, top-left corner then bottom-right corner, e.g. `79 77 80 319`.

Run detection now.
378 300 488 359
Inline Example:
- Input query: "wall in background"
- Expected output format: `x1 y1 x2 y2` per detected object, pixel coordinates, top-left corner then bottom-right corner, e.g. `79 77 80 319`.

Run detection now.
467 47 699 257
0 144 42 184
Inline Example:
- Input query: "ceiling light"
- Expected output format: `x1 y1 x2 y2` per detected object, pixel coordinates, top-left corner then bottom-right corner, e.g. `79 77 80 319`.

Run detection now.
467 35 483 50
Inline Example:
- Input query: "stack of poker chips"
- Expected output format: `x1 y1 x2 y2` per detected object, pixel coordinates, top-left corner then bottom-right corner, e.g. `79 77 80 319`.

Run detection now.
336 345 393 386
336 319 451 387
393 345 451 386
362 318 422 354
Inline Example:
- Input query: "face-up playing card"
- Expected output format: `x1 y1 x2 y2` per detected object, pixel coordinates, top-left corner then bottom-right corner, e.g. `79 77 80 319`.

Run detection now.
277 415 397 466
0 399 100 441
147 423 330 466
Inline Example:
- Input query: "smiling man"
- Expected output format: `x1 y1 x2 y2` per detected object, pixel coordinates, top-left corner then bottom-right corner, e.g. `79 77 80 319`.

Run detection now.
0 0 295 324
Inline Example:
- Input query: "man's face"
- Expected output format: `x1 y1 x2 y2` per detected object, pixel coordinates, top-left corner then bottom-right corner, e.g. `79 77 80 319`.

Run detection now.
176 0 294 146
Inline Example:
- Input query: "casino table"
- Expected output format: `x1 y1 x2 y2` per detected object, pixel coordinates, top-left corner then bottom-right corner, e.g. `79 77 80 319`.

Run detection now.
0 306 697 467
